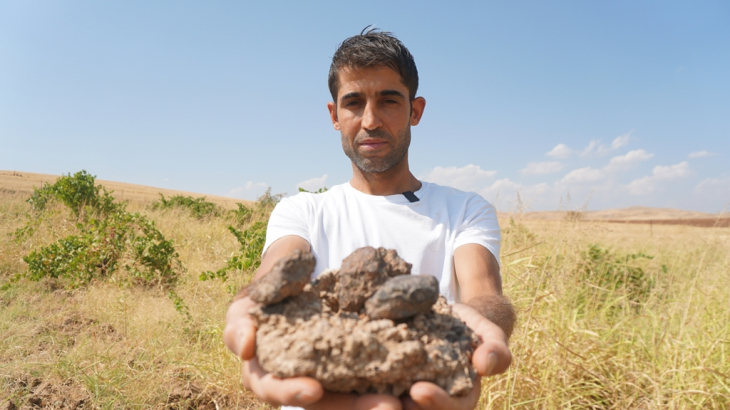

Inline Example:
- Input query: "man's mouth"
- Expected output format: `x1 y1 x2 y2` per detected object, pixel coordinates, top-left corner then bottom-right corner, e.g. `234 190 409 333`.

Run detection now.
359 139 387 150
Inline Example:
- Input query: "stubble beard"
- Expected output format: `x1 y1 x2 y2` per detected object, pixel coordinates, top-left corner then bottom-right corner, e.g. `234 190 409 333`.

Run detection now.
341 128 411 173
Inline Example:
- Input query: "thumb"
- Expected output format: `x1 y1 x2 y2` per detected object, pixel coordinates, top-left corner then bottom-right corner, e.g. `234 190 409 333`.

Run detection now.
224 297 258 360
451 303 512 376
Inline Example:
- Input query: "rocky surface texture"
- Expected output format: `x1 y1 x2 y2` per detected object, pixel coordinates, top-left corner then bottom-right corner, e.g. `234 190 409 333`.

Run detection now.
249 247 480 397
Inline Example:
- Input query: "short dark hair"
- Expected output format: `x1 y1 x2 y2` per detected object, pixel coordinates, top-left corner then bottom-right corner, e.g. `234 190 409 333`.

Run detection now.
328 27 419 102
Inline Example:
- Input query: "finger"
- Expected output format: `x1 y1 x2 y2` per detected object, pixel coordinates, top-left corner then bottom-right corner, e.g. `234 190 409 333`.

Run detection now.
451 304 512 376
401 396 424 410
305 392 402 410
243 358 324 407
409 378 481 410
224 297 258 360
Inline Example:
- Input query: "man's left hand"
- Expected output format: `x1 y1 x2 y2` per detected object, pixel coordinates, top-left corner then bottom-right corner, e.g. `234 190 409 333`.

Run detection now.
402 303 512 410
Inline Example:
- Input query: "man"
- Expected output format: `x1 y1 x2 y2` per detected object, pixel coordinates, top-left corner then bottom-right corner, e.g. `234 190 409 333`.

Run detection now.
224 28 515 410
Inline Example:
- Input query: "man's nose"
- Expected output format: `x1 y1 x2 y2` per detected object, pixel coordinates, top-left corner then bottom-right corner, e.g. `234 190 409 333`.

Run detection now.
361 101 383 130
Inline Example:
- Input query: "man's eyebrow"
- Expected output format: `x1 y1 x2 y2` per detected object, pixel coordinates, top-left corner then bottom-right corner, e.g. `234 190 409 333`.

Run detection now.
379 89 406 99
339 92 362 102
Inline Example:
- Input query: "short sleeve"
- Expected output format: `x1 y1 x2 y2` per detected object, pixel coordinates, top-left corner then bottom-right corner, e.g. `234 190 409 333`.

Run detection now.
453 195 501 267
263 195 311 254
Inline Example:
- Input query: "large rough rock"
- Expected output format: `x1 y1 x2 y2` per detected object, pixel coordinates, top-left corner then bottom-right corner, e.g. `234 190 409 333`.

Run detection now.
246 249 315 305
248 247 480 397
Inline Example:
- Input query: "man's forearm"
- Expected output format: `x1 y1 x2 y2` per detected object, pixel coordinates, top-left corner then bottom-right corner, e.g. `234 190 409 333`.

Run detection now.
464 295 516 339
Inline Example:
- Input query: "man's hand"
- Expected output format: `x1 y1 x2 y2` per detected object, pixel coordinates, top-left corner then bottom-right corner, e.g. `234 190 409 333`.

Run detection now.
224 235 404 409
224 296 404 409
402 303 511 410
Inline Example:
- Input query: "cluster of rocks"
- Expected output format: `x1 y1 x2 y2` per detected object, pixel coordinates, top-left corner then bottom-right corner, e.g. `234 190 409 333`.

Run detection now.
243 246 480 397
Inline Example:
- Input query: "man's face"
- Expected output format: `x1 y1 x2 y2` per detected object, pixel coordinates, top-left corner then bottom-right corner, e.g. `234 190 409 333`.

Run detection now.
327 66 425 173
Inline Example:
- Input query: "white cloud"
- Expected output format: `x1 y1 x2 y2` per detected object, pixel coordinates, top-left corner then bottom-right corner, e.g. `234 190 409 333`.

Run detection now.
297 174 329 192
689 150 716 159
694 176 730 195
581 131 633 157
545 144 573 159
479 178 551 211
419 164 496 192
610 131 632 150
520 161 563 175
624 161 691 195
558 148 653 187
560 167 605 184
228 181 269 200
604 149 654 172
580 140 602 157
653 162 691 179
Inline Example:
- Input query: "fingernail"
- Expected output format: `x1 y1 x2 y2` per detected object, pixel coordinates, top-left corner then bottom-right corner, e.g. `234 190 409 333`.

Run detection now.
486 352 498 375
295 388 319 404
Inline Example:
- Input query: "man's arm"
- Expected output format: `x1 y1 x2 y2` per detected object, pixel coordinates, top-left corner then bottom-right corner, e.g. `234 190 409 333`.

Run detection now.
453 243 515 338
403 244 514 410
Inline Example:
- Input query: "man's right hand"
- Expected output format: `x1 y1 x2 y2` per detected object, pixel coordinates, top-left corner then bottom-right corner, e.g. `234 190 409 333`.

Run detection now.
223 292 403 409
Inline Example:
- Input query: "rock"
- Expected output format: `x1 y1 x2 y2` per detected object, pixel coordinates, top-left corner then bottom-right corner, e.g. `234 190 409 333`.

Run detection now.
0 401 16 410
251 247 479 397
247 249 315 304
336 247 412 312
32 381 50 395
365 275 440 320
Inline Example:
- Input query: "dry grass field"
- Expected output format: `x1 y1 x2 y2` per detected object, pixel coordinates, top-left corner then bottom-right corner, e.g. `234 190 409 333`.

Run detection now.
1 173 728 409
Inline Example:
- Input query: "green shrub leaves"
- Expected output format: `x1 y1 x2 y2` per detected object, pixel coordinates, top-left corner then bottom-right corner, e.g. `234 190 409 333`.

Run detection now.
151 194 221 219
28 170 120 218
18 171 181 289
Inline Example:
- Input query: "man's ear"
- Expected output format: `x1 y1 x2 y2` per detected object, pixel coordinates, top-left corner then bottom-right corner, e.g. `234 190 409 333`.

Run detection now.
410 97 426 126
327 101 340 130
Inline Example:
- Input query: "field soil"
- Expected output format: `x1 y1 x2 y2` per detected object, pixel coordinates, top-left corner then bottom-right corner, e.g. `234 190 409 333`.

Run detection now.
501 206 729 227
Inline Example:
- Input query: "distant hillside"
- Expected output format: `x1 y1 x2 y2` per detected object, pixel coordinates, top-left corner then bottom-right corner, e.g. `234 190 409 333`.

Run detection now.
501 206 720 221
0 170 251 209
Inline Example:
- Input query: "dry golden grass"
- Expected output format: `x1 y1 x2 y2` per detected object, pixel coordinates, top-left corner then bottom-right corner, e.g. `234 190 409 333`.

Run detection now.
1 186 729 409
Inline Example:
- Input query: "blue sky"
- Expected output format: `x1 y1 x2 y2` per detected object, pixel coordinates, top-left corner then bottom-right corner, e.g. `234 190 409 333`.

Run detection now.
1 1 728 212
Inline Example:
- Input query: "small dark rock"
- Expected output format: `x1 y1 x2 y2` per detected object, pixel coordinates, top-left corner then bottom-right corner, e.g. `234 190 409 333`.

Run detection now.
365 275 440 320
0 401 16 410
336 247 411 312
247 249 315 305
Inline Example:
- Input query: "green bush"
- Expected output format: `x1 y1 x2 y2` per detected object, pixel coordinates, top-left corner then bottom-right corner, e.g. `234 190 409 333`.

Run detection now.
299 186 328 194
227 203 252 226
199 222 266 283
17 171 181 289
578 244 655 312
27 170 120 218
199 190 282 288
23 211 180 288
151 194 221 219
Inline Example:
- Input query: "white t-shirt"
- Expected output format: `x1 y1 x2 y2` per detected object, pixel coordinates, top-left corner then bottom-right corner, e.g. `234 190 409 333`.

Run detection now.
263 181 501 304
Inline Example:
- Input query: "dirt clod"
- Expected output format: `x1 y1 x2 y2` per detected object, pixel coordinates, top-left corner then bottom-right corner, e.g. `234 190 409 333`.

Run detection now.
251 247 479 397
336 247 412 312
246 249 315 305
0 400 16 410
365 274 440 320
4 376 89 410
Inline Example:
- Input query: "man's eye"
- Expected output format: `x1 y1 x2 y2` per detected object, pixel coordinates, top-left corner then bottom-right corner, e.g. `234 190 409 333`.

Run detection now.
344 101 360 108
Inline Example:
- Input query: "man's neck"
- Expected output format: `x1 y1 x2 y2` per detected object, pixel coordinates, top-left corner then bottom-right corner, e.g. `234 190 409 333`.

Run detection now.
348 159 422 196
